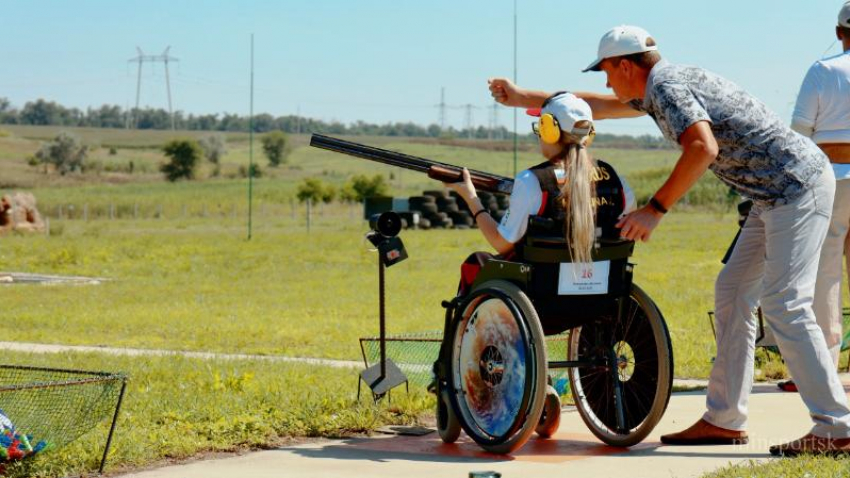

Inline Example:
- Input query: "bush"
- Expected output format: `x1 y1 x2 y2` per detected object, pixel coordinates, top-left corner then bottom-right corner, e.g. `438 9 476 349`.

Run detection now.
34 131 88 175
340 174 389 202
297 178 336 204
261 131 288 167
160 139 203 182
238 164 263 179
199 134 227 165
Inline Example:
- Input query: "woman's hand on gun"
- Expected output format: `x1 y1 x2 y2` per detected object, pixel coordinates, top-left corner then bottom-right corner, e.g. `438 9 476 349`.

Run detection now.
443 168 477 203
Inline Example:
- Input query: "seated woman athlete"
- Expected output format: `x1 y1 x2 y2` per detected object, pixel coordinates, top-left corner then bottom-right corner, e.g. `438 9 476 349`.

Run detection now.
445 92 636 296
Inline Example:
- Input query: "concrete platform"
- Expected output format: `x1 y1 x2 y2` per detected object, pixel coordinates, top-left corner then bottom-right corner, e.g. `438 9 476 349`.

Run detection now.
118 380 850 478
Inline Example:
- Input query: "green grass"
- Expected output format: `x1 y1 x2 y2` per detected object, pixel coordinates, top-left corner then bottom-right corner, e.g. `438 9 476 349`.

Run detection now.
0 211 737 379
0 124 830 476
0 350 430 478
0 124 729 216
703 456 850 478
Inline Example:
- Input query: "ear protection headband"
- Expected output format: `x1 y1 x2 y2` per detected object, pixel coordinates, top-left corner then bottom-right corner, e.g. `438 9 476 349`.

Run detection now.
538 113 562 144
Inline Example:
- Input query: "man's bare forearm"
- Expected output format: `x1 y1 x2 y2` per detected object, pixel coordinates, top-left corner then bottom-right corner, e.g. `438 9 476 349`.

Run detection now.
653 134 718 209
573 92 646 120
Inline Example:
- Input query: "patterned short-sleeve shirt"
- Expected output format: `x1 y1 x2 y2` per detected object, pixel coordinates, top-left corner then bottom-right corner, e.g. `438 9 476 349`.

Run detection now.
630 60 827 208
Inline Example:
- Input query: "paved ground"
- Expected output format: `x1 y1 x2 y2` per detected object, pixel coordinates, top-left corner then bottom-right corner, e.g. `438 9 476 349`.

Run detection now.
118 379 850 478
0 341 363 369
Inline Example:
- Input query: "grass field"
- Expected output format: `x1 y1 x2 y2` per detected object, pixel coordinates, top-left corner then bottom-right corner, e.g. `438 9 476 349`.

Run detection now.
0 125 837 477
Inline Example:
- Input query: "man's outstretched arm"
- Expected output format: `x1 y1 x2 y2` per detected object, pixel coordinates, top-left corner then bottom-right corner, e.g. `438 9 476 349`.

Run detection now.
488 78 644 119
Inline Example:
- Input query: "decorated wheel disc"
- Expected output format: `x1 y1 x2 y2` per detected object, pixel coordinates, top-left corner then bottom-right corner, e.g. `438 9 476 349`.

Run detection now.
452 296 529 440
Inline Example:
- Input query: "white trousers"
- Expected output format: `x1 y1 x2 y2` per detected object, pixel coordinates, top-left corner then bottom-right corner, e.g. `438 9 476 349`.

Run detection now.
813 178 850 366
704 167 850 438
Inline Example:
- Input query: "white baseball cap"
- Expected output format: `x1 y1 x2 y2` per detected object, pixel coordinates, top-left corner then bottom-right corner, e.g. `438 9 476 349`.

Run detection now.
583 25 658 72
839 1 850 27
526 92 594 137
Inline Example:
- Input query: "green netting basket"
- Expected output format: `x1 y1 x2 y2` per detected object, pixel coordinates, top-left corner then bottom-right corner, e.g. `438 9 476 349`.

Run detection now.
359 331 571 391
0 365 127 474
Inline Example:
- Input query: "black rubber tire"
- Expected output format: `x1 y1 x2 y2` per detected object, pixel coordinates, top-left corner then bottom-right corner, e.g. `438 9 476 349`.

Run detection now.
424 190 449 199
449 211 473 227
535 385 562 438
417 203 438 215
567 284 673 447
418 218 431 229
409 195 436 208
445 280 548 454
437 388 461 443
436 196 458 208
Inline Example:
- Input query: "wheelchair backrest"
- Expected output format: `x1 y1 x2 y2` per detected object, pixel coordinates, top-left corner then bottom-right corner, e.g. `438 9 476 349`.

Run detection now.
472 218 635 335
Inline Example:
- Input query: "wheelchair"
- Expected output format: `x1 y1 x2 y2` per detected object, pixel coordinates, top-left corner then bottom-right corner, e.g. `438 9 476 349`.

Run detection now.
432 217 674 454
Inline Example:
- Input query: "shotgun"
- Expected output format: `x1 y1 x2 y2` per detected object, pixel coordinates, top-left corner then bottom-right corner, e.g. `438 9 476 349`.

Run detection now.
309 134 514 194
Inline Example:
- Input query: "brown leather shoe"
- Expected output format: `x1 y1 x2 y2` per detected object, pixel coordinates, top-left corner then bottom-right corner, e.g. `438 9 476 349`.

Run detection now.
660 419 749 445
770 433 850 456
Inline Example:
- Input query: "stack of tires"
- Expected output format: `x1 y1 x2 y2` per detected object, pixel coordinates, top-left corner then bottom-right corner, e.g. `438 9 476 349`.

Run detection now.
398 190 510 230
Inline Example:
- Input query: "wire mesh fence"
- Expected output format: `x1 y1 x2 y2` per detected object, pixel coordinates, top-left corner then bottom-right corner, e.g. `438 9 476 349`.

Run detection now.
0 365 126 472
359 331 572 392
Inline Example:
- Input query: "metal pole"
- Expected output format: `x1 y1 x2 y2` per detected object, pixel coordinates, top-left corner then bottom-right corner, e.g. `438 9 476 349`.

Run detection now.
99 379 127 474
379 255 386 380
512 0 518 177
134 47 143 129
247 34 255 240
164 47 174 131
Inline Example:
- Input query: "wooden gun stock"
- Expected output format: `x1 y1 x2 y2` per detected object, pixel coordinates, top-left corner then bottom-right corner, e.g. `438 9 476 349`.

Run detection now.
427 165 502 192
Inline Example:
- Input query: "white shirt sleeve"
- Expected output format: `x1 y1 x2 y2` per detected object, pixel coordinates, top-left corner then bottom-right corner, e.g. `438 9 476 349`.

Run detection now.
791 63 822 138
497 170 542 244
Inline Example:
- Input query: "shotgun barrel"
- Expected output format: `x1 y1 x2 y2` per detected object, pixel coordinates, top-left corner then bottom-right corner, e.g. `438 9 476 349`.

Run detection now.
309 134 514 194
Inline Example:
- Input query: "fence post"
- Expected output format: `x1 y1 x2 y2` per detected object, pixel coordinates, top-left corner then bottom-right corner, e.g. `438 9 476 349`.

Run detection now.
58 205 63 220
83 204 88 222
134 203 139 219
182 204 187 218
290 199 295 220
109 203 115 220
158 204 163 219
306 198 312 233
45 217 50 237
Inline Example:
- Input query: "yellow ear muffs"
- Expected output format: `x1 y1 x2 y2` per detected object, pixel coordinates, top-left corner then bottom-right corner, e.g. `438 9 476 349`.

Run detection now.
584 130 596 148
539 113 561 144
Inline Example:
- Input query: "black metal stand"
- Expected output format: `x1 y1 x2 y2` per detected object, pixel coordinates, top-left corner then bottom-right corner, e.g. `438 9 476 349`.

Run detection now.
99 377 127 474
358 255 408 402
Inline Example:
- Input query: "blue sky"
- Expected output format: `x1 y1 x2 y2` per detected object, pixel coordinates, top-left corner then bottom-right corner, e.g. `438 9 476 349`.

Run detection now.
1 1 845 136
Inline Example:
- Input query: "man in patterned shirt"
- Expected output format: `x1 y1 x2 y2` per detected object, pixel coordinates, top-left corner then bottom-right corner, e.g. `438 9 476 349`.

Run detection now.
488 25 850 456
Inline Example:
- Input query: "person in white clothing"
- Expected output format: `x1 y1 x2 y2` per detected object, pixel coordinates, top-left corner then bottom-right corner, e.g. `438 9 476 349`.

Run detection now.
446 92 634 297
787 1 850 392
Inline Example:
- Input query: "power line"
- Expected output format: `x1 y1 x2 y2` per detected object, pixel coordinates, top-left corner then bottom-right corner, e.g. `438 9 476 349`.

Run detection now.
128 46 179 130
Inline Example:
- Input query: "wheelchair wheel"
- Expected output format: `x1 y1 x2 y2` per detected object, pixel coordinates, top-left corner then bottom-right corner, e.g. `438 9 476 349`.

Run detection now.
445 280 548 454
535 385 561 438
436 388 461 443
567 284 673 447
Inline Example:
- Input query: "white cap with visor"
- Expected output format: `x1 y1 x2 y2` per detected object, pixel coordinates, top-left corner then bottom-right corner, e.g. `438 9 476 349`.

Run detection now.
840 1 850 27
583 25 658 72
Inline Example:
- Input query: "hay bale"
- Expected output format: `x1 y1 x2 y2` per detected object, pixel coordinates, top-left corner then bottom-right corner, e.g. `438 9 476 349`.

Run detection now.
0 193 45 234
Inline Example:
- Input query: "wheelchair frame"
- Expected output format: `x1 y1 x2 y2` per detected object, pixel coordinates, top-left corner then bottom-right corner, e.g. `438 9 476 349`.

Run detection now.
433 235 674 454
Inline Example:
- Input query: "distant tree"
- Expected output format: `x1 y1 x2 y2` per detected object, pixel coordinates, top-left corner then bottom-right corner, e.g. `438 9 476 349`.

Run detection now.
261 130 288 167
160 139 202 181
34 131 88 175
238 163 263 179
198 134 227 164
340 174 389 202
297 178 335 204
